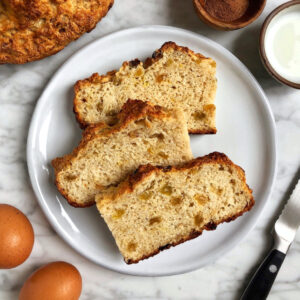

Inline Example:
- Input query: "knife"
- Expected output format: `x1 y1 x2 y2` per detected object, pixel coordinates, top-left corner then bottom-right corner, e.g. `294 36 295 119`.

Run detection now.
241 179 300 300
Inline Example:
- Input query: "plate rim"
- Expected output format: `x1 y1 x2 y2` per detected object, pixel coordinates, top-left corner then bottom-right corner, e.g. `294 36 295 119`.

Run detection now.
27 25 277 277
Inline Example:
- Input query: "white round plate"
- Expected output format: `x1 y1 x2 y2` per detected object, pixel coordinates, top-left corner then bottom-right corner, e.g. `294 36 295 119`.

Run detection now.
27 25 277 276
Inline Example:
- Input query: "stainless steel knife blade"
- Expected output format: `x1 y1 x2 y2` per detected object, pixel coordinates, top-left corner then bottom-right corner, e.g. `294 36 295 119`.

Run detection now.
274 179 300 253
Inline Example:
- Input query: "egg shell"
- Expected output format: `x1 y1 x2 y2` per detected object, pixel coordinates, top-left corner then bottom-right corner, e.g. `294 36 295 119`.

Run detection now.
0 204 34 269
19 261 82 300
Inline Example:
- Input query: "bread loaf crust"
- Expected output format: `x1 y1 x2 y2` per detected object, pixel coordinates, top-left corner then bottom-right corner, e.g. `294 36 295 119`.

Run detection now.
101 152 253 201
0 0 113 64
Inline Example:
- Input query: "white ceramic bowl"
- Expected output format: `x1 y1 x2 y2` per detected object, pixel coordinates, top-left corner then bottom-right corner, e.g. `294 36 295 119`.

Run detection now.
260 0 300 89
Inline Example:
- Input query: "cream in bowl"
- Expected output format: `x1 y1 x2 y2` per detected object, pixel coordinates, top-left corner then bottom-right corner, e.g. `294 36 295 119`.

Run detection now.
260 1 300 89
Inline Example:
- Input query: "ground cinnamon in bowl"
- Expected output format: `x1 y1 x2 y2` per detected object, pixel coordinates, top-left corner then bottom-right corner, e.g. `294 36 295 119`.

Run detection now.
205 0 249 22
193 0 266 30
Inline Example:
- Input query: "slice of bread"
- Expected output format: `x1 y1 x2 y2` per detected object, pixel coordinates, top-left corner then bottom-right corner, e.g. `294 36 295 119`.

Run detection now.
52 99 193 207
96 152 254 264
74 42 217 134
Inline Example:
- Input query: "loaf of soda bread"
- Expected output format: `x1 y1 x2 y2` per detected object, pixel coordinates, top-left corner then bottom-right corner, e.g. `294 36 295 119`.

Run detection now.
52 99 193 207
74 42 217 133
0 0 113 64
96 152 254 264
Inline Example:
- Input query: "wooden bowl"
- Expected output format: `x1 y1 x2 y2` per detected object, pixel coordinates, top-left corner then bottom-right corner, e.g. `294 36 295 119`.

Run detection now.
193 0 266 30
260 0 300 89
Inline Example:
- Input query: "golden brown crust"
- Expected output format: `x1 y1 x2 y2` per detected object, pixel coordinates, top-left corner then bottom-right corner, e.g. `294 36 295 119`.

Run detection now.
0 0 114 64
52 99 174 207
189 129 217 134
98 151 255 264
150 41 206 62
106 152 253 202
73 41 215 132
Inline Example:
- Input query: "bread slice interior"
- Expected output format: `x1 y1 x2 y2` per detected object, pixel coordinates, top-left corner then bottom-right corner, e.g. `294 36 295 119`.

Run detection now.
52 99 193 207
74 42 217 134
96 152 254 263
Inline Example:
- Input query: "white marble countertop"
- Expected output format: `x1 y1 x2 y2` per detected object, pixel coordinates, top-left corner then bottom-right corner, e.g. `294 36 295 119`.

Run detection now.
0 0 300 299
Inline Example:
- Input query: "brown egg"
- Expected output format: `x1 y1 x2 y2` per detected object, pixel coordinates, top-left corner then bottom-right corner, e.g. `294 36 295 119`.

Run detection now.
0 204 34 269
19 261 82 300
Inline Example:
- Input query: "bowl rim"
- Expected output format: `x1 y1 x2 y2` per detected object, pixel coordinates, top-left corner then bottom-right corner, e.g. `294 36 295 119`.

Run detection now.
193 0 266 30
260 0 300 89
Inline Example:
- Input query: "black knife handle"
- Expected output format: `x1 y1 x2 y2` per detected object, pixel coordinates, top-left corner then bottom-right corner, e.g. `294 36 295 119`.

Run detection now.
240 249 286 300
